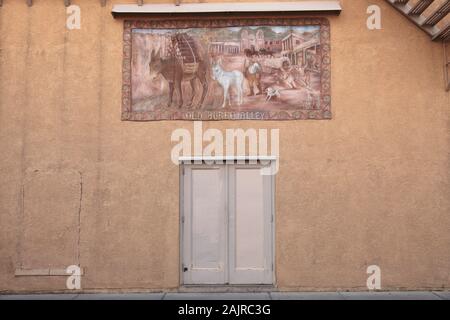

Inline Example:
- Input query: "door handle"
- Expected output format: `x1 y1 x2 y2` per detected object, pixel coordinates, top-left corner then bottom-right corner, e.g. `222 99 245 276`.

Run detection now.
183 266 189 272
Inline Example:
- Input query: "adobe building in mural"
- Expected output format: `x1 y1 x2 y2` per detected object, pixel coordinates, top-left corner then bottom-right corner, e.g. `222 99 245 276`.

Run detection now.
0 0 449 293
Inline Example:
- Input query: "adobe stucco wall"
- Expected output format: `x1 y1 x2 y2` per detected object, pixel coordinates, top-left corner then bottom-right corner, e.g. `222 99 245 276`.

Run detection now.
0 0 449 292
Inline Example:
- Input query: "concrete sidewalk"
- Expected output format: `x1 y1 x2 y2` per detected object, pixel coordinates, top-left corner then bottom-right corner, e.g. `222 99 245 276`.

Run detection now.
1 291 449 300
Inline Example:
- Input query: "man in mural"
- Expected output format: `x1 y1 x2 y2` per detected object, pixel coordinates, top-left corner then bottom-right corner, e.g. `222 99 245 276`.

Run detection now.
304 51 318 88
278 60 299 89
243 50 263 96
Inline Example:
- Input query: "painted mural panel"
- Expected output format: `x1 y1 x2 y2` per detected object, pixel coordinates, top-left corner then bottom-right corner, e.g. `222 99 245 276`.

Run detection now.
122 18 331 120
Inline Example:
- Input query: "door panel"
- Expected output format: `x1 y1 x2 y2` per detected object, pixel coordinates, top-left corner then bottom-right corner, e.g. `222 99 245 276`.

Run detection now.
229 165 273 284
183 165 227 284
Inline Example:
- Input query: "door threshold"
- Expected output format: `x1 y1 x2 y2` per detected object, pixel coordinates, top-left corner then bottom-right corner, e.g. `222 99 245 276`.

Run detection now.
179 285 278 293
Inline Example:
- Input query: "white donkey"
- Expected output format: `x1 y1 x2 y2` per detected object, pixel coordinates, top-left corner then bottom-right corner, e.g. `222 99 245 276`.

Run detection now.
211 60 244 108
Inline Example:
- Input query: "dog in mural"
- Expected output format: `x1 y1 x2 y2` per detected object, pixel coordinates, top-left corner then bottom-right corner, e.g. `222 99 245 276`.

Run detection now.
148 38 209 109
211 59 244 108
265 87 281 101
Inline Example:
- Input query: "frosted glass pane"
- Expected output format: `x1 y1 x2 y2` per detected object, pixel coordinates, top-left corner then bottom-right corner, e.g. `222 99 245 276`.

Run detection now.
235 168 265 270
191 168 224 270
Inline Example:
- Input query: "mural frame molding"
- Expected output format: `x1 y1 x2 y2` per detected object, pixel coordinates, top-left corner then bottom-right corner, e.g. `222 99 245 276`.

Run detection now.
121 17 332 121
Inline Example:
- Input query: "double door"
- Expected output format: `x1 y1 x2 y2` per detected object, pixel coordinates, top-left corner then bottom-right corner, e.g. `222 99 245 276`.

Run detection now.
181 163 274 285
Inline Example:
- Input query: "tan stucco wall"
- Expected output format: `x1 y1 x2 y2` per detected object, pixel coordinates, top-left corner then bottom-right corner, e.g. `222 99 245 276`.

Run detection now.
0 0 449 292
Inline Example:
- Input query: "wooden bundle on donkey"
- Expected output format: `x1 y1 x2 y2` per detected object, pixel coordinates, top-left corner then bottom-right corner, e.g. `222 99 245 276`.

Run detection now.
172 33 201 74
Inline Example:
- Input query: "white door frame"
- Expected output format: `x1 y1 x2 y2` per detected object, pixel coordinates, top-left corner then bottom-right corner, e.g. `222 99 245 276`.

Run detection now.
179 159 276 286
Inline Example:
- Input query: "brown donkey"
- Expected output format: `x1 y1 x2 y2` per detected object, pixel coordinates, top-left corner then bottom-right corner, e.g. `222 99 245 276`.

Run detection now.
149 49 209 109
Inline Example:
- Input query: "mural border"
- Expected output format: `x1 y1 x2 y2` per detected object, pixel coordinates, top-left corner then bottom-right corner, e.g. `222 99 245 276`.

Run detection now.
121 17 331 121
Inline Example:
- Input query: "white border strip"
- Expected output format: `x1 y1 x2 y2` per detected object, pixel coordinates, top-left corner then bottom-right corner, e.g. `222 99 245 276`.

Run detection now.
112 1 342 14
178 156 277 163
15 268 85 277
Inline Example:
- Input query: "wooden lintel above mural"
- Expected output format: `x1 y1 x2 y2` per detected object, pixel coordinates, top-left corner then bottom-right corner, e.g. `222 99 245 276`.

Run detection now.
0 0 108 7
112 1 343 18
